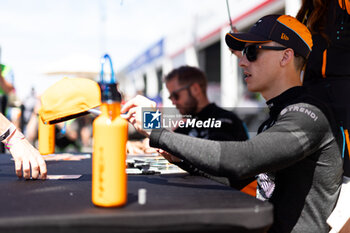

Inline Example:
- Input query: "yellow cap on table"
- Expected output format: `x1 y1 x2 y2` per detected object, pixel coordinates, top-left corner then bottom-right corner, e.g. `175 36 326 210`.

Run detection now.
39 77 101 124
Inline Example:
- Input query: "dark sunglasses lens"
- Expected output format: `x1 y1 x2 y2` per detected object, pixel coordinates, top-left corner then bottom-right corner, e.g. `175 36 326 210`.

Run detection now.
246 45 257 62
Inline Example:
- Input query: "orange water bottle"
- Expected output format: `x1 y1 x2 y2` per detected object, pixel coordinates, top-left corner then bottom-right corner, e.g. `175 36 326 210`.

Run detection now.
38 115 55 155
92 54 128 207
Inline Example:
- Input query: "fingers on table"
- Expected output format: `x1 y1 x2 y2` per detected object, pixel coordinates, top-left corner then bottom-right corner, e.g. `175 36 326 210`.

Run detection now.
14 158 23 178
13 154 47 180
22 157 31 179
36 154 47 180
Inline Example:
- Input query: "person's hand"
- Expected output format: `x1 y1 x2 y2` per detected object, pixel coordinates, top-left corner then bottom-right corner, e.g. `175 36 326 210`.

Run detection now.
5 130 47 179
127 138 158 155
121 95 157 137
127 140 145 155
142 138 158 154
157 149 182 163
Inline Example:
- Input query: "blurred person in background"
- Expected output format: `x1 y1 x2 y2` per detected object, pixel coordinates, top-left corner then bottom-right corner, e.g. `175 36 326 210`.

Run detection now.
296 1 350 232
0 64 14 115
0 64 16 153
296 0 350 175
55 115 94 153
164 66 248 141
22 87 38 133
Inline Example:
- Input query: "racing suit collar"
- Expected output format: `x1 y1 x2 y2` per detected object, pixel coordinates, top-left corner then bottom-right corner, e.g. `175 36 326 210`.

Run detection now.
266 86 306 118
257 86 306 134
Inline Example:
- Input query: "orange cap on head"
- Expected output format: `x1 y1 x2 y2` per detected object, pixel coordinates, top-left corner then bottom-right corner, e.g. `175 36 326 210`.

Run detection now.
225 14 313 59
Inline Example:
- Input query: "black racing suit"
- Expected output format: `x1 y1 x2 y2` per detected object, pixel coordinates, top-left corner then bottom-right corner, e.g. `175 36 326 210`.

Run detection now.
173 103 251 189
149 87 343 233
174 103 248 141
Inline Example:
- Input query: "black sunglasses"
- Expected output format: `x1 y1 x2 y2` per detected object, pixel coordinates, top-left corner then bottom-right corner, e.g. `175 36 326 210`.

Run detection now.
168 84 192 101
242 45 287 62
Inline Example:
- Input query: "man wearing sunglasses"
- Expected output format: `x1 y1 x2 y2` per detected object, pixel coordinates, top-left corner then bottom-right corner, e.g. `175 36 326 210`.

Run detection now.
122 15 342 232
164 66 248 142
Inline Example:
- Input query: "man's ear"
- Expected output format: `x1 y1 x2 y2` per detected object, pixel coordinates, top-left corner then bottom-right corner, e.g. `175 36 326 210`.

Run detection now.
280 48 294 67
190 83 202 96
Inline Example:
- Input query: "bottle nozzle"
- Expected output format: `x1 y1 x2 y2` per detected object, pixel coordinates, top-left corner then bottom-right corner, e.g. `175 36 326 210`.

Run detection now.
99 54 121 102
100 54 116 84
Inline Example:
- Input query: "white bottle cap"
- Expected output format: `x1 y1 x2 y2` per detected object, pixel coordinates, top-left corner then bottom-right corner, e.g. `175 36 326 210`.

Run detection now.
138 188 147 205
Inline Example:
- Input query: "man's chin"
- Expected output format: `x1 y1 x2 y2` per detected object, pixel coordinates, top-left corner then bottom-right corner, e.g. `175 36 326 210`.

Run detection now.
247 86 258 93
177 106 196 116
177 108 188 116
178 110 186 115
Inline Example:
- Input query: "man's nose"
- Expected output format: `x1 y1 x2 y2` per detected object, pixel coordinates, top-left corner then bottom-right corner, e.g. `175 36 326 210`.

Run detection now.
170 97 177 105
238 55 249 68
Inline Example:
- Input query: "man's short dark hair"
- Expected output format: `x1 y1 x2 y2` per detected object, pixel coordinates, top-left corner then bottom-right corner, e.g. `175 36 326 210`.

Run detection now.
294 55 307 71
164 66 207 95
